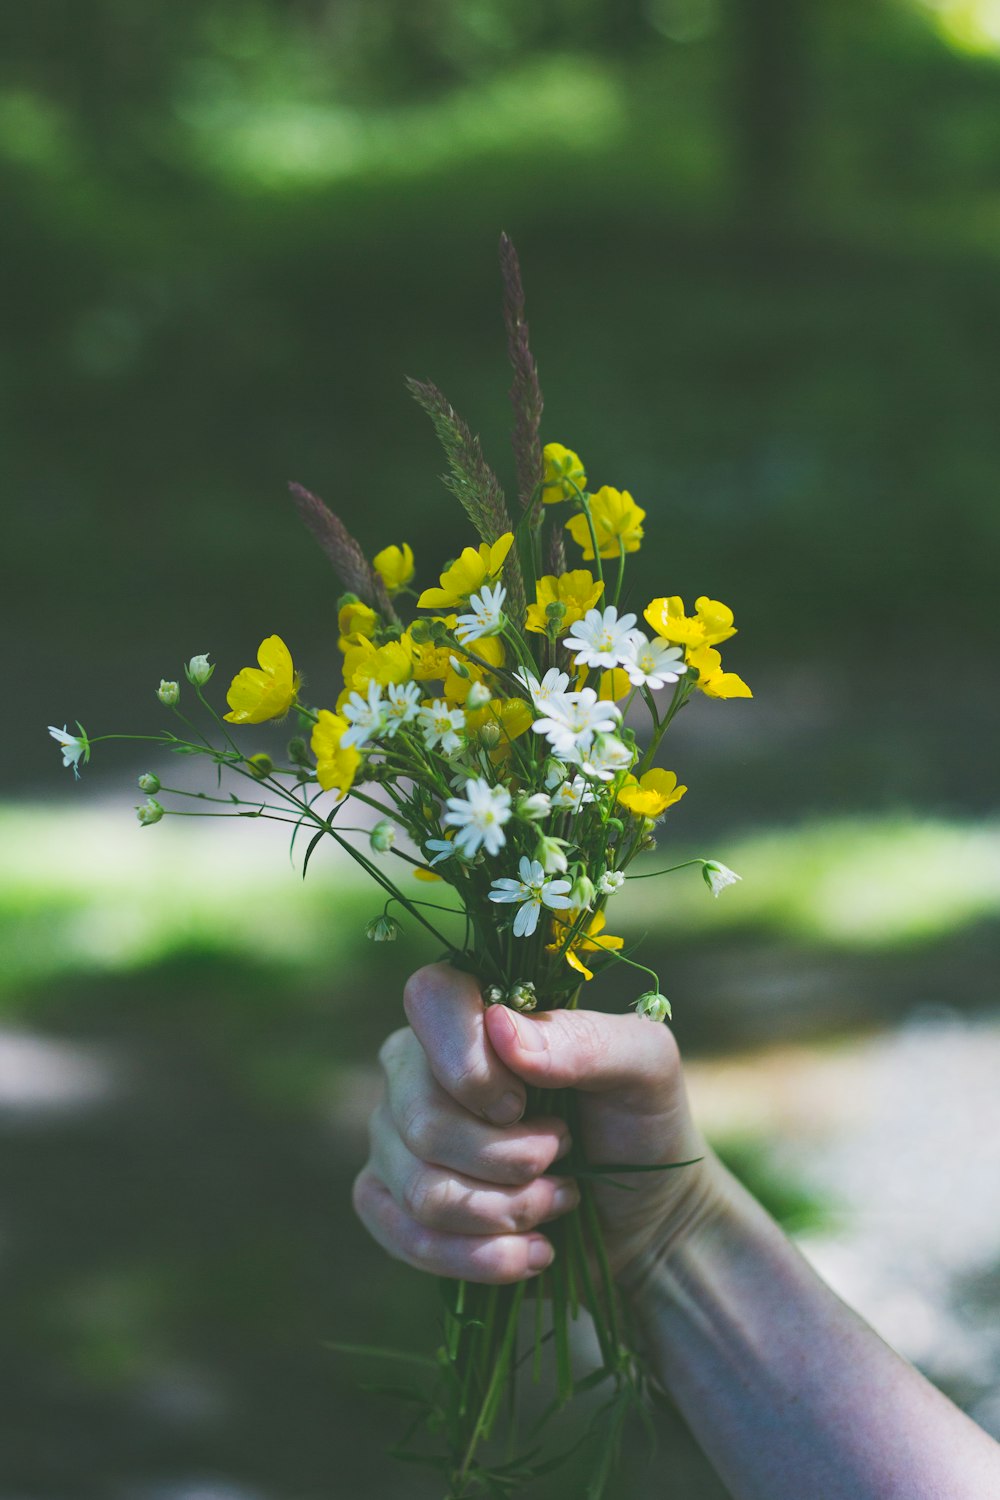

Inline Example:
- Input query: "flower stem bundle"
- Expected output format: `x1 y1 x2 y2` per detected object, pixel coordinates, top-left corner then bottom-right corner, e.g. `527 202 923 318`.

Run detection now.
50 238 750 1497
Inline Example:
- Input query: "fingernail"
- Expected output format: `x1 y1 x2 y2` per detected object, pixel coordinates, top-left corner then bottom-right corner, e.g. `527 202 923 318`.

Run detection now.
554 1131 573 1161
486 1090 524 1127
508 1011 545 1053
528 1237 555 1271
551 1181 579 1214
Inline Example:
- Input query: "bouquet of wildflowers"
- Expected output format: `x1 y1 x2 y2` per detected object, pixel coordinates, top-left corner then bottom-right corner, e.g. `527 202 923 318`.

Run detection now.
50 237 749 1497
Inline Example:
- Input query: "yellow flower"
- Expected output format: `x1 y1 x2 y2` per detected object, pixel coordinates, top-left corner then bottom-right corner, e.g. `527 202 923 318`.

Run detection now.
413 866 443 883
311 710 361 799
224 635 300 724
542 443 587 504
373 543 415 594
403 621 455 683
524 570 604 634
343 637 414 696
644 596 736 648
598 667 632 701
466 697 533 759
565 487 645 559
337 600 379 651
546 910 625 982
417 533 514 609
617 768 688 817
686 644 752 700
443 634 506 703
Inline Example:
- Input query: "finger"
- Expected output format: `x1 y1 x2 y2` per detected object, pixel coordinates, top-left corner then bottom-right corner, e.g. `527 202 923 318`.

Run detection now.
369 1106 579 1235
380 1028 570 1186
352 1168 556 1283
485 1005 680 1108
403 964 526 1126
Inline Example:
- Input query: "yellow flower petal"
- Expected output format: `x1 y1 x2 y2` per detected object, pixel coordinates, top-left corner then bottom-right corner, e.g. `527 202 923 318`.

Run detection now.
223 635 300 724
338 601 379 651
373 543 415 594
565 487 645 560
541 443 587 504
417 533 514 609
311 710 361 799
617 768 687 818
524 570 605 634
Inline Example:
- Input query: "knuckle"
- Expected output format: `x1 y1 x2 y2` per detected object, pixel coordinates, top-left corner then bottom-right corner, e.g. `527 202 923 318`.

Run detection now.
377 1027 409 1073
402 1168 446 1226
398 1099 437 1160
473 1237 522 1283
567 1011 604 1072
449 1054 493 1104
402 965 442 1021
507 1191 540 1233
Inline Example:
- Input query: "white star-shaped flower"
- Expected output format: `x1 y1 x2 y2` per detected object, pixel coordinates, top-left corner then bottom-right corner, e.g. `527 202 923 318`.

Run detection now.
489 855 573 938
48 724 90 779
419 700 466 756
515 667 570 713
383 681 422 736
532 687 620 756
342 681 387 749
620 631 687 690
442 777 512 858
562 606 637 671
455 584 507 644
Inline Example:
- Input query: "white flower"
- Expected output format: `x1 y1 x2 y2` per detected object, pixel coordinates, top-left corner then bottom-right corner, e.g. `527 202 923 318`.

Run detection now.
635 990 672 1022
342 681 387 749
424 836 457 866
515 667 570 713
184 653 214 686
419 699 466 756
455 584 507 643
517 792 552 821
366 914 401 942
442 777 512 858
597 870 625 895
549 774 596 814
466 681 492 710
489 855 573 938
532 688 620 756
544 759 569 790
383 681 422 737
620 631 687 690
703 860 742 897
535 835 571 874
157 680 180 706
562 606 637 671
571 733 635 782
48 725 90 778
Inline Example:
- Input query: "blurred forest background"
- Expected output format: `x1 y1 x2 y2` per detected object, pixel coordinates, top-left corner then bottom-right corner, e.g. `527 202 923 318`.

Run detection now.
2 2 1000 1497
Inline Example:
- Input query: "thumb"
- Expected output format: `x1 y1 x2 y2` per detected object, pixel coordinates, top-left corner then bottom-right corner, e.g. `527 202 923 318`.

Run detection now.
484 1004 678 1102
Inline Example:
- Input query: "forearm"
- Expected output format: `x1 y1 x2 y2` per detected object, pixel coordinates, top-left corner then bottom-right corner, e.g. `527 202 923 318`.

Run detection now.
625 1156 1000 1500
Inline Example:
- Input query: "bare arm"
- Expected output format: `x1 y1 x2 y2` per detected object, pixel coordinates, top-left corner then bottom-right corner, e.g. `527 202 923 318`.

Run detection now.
354 964 1000 1500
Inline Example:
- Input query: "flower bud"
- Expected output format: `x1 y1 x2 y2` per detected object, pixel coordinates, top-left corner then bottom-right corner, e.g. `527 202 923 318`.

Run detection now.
634 990 671 1023
137 772 160 794
508 981 537 1013
448 655 470 679
370 819 396 853
517 792 551 822
287 736 310 765
482 983 505 1007
365 914 401 942
703 860 741 898
408 618 435 644
157 680 180 706
478 722 501 750
536 835 570 874
466 681 492 710
135 797 164 827
570 874 597 909
247 753 273 780
184 653 214 686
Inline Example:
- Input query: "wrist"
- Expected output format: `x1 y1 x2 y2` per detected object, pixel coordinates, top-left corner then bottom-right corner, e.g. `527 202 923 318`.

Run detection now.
615 1146 734 1305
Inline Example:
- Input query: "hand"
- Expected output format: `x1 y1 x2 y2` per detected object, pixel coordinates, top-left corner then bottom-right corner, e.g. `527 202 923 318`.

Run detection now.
353 963 716 1288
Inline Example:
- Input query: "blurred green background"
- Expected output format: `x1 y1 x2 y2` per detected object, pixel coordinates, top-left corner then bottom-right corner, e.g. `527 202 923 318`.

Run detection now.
3 2 1000 1496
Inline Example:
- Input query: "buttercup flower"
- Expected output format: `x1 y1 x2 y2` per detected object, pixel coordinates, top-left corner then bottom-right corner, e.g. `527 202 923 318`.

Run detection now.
418 533 514 609
442 777 512 857
547 910 624 981
703 860 742 897
563 606 638 671
686 644 752 700
373 543 415 594
617 768 687 818
541 443 586 504
338 600 379 650
48 724 90 778
224 636 300 725
489 855 573 938
311 710 361 798
455 583 507 643
524 571 604 635
644 596 737 649
565 486 645 560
